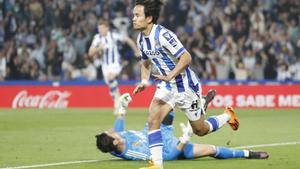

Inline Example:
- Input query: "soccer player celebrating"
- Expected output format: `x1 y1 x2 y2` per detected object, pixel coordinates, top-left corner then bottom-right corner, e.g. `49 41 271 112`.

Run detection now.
96 93 268 165
131 1 239 168
88 19 139 114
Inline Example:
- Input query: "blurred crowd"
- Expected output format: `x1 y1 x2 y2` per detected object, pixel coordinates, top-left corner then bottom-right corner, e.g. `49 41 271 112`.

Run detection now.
0 0 299 81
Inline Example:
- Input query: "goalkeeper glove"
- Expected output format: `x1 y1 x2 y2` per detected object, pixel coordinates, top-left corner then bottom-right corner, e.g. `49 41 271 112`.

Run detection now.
179 121 193 144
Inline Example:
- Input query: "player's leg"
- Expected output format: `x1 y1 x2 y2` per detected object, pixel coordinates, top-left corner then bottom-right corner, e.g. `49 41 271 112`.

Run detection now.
102 64 121 114
143 98 172 169
161 111 174 125
186 89 239 136
185 143 268 160
189 106 239 136
107 73 120 111
140 86 177 169
177 119 267 160
159 125 183 161
204 106 240 132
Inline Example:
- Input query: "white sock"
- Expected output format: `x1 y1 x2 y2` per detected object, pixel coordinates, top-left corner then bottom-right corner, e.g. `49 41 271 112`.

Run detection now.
206 113 230 133
243 150 250 157
150 146 163 168
148 129 163 169
215 113 230 127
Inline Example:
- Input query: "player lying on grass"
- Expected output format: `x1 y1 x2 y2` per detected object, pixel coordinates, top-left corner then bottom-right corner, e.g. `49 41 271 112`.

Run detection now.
95 92 269 161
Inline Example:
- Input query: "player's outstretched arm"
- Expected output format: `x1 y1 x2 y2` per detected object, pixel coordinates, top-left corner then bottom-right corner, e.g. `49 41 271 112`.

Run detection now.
175 121 193 151
179 121 193 144
113 93 132 132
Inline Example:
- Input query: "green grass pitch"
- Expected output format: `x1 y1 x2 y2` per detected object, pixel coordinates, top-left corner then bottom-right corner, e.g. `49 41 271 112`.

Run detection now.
0 108 299 169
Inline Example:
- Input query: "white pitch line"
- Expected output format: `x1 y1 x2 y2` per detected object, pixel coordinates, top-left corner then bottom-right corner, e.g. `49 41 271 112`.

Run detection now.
0 159 112 169
1 141 300 169
233 141 300 149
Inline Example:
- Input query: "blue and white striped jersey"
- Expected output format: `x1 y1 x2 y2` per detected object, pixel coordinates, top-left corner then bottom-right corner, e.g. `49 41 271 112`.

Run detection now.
90 31 124 66
110 125 180 161
137 24 200 94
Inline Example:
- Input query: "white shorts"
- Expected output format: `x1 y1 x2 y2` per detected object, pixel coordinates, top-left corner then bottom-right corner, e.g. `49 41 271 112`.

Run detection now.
154 84 205 121
101 64 122 83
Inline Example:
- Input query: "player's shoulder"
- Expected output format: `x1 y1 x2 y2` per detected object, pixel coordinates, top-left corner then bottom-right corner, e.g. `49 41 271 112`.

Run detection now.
156 24 173 34
158 25 171 33
157 25 177 42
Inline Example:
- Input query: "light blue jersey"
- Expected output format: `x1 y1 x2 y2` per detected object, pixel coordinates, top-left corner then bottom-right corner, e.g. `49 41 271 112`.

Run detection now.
111 125 181 161
137 24 200 94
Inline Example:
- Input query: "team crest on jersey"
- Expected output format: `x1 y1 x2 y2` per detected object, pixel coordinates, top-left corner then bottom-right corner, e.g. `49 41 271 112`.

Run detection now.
163 32 178 47
163 32 172 41
133 141 141 147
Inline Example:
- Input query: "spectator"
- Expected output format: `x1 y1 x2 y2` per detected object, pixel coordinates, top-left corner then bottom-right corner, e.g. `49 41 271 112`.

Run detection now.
0 48 6 80
30 39 46 70
231 58 248 80
250 8 265 35
71 56 97 81
277 62 292 81
73 30 89 59
0 0 299 81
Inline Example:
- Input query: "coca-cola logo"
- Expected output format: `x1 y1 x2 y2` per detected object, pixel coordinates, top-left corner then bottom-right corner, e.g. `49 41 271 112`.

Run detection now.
12 90 71 109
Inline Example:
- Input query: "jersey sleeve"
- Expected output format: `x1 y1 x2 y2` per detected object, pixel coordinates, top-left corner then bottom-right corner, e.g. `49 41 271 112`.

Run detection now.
159 29 186 58
90 34 101 48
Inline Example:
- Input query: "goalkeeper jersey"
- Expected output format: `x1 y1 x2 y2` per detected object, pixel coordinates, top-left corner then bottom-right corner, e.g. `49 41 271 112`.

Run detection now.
110 124 180 161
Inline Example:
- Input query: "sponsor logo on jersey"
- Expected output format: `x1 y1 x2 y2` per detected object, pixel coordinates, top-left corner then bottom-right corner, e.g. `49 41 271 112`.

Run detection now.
144 50 160 56
133 141 141 147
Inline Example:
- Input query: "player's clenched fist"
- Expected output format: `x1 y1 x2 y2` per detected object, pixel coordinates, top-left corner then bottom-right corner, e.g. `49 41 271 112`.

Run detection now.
133 82 147 95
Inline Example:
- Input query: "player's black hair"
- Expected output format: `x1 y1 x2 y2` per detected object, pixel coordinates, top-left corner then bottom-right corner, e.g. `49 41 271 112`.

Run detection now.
135 0 165 24
95 133 116 153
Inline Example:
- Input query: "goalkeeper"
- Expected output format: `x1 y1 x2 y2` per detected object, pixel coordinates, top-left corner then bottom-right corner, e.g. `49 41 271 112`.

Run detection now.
95 92 269 161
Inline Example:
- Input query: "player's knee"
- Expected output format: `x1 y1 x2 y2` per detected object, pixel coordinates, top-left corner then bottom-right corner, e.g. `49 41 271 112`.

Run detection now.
193 128 208 136
191 122 210 136
183 143 194 159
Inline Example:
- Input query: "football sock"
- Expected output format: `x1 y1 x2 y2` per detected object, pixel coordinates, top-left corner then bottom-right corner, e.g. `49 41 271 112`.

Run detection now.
114 118 125 132
148 129 163 167
214 146 248 159
205 113 230 133
108 79 120 103
161 111 174 125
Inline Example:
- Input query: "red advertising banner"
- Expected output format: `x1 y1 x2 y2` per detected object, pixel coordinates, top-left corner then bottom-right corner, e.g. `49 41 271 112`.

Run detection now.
0 84 299 108
201 85 300 108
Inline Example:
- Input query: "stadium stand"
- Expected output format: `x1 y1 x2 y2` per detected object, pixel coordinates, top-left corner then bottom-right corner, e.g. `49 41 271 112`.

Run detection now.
0 0 299 81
